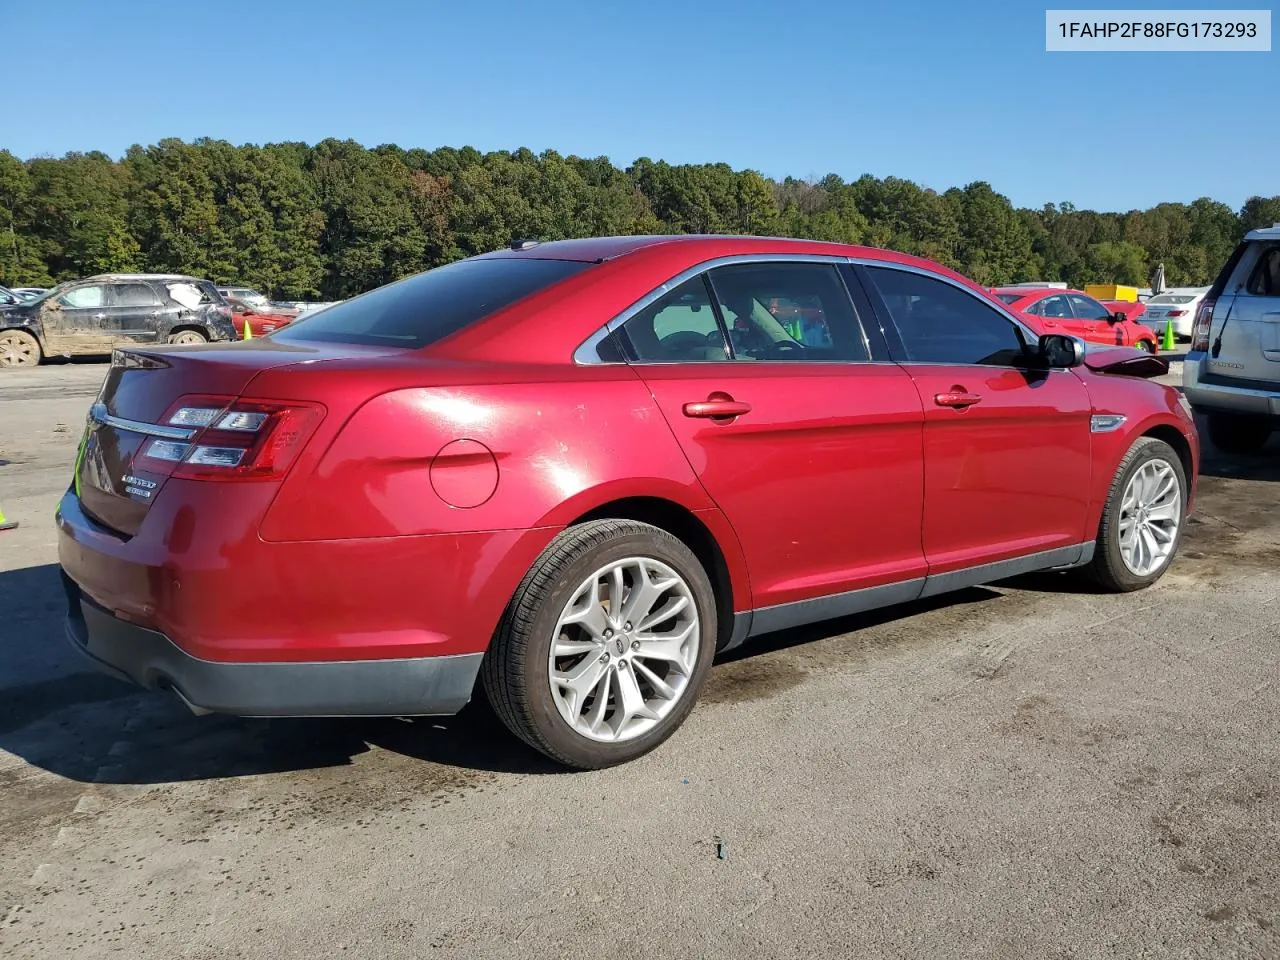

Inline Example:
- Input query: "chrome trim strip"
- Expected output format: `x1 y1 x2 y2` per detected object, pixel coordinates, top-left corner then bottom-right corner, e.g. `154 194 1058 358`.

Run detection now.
573 250 1051 366
89 403 197 441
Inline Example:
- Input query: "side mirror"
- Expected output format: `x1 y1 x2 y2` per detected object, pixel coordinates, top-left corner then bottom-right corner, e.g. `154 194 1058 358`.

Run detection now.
1109 311 1126 323
1039 333 1085 368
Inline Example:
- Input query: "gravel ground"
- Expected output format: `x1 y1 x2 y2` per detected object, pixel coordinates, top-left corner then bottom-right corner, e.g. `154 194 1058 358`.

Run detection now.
1 359 1277 960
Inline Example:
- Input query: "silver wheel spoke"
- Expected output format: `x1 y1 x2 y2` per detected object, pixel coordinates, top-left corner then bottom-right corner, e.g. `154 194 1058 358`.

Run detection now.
632 658 677 700
561 578 610 639
548 556 701 744
612 665 658 734
1117 458 1181 577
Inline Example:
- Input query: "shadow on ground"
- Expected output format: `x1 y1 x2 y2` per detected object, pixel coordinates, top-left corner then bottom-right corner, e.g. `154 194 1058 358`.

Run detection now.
5 439 1274 787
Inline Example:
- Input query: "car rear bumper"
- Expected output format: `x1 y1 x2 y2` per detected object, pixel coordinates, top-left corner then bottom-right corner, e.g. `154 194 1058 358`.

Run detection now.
64 574 482 716
1183 353 1280 419
56 484 557 671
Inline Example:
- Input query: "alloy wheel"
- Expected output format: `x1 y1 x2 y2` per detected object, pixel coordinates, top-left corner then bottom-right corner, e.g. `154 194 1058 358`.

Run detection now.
548 556 700 743
0 332 39 366
1118 458 1181 576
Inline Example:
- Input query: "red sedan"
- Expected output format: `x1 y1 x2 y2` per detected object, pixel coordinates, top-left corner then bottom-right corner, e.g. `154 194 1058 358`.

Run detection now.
57 236 1199 769
223 295 300 338
993 286 1160 352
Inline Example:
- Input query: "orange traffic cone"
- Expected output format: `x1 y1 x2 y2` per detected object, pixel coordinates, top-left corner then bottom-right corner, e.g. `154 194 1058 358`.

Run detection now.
0 502 17 531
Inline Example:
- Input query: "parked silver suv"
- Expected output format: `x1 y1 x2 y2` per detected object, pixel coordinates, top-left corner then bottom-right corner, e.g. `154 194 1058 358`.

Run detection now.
1184 222 1280 453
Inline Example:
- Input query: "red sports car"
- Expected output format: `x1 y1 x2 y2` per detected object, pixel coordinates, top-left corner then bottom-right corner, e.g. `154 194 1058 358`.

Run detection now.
58 236 1199 769
992 286 1160 352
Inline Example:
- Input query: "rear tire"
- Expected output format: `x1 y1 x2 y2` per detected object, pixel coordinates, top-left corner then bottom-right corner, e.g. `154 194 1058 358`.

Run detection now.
1207 413 1271 455
482 519 717 770
0 329 41 367
167 329 209 345
1083 436 1187 593
1135 339 1155 353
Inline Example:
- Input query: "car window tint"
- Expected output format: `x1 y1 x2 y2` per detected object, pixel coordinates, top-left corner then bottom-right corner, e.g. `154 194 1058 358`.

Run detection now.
1040 295 1072 318
112 283 161 307
866 267 1028 366
273 257 591 348
707 262 868 362
616 277 730 363
59 285 106 308
1068 294 1107 319
1247 246 1280 296
994 293 1021 305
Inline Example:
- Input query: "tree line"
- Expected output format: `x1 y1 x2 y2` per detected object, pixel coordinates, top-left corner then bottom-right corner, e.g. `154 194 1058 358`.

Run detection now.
1 138 1277 300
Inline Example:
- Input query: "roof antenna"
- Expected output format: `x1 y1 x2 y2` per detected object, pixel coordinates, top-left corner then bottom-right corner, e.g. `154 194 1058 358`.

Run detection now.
509 238 540 251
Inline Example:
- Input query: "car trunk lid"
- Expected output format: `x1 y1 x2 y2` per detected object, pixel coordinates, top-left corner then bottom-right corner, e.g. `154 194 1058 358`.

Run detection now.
75 340 401 536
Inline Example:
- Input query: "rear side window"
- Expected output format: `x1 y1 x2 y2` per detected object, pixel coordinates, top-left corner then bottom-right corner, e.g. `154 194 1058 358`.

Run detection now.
112 283 162 307
274 258 591 348
1246 245 1280 296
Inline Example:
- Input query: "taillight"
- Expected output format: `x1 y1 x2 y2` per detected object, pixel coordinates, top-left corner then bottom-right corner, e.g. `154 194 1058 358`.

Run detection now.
142 394 324 481
1166 309 1187 317
1191 298 1215 352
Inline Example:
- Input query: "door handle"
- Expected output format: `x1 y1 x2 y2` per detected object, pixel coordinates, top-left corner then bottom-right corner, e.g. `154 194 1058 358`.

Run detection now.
93 312 107 320
934 391 983 409
683 394 751 420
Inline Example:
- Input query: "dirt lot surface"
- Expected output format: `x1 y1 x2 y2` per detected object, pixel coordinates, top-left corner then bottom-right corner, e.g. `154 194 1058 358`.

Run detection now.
1 359 1277 959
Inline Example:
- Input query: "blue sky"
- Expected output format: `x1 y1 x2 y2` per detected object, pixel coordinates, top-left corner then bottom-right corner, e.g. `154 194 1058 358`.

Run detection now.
8 0 1275 212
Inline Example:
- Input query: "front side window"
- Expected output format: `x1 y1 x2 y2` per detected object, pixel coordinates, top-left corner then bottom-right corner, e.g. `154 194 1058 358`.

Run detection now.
1068 294 1109 319
59 285 106 309
866 266 1028 366
1038 295 1072 319
112 283 162 308
706 262 868 362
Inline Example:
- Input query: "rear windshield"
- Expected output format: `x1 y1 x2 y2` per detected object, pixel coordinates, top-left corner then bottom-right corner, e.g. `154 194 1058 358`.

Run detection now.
994 293 1021 304
1148 294 1195 304
273 258 592 348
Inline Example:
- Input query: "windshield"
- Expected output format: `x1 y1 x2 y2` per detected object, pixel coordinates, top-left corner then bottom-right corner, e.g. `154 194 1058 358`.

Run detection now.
995 293 1022 304
272 257 592 348
22 282 73 307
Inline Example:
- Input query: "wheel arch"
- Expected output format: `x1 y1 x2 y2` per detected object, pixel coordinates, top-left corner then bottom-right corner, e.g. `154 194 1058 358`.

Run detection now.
166 324 210 341
1141 422 1194 487
568 495 751 651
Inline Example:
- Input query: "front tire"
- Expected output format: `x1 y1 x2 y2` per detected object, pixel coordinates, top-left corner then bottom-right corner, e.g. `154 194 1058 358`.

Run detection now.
1206 413 1271 455
482 519 717 770
0 329 42 367
1135 339 1155 353
168 329 209 345
1083 437 1187 592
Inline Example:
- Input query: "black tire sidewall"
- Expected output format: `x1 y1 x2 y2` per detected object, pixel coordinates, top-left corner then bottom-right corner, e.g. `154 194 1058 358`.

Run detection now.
1098 440 1188 590
518 529 717 769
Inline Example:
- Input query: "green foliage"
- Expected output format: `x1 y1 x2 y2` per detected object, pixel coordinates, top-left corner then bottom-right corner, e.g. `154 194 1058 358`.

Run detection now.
0 138 1272 298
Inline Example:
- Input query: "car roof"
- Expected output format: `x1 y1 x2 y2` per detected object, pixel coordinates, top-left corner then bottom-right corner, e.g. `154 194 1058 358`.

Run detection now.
1244 223 1280 242
478 234 936 268
83 273 209 283
992 286 1078 300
